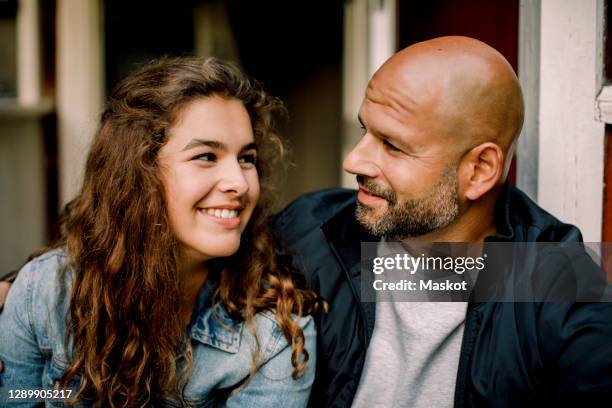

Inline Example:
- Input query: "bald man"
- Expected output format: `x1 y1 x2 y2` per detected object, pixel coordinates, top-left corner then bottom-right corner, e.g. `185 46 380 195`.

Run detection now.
274 36 612 407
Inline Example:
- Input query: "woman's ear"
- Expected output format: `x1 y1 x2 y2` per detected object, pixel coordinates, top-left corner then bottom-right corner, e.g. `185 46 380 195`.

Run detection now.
458 142 504 201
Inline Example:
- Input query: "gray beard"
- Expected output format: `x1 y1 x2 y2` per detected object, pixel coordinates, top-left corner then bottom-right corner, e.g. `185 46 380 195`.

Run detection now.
355 167 460 239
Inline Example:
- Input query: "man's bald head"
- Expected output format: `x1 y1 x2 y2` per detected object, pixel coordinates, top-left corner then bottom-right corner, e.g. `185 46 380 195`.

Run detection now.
344 36 524 241
368 36 524 161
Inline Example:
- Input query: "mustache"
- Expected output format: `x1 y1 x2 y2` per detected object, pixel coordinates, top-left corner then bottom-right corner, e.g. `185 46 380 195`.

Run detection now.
356 175 397 204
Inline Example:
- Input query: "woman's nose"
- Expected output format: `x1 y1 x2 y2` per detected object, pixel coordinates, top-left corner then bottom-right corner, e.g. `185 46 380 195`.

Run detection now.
218 160 249 196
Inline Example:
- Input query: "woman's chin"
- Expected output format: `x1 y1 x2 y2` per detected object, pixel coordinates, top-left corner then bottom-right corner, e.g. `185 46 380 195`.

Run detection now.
199 240 242 260
179 238 242 265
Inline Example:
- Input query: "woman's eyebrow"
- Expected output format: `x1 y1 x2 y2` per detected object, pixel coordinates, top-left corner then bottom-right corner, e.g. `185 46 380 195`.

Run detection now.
181 139 258 152
242 142 258 152
182 139 225 151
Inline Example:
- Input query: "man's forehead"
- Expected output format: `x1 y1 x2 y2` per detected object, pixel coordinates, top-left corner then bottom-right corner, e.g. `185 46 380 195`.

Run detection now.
359 91 439 148
359 90 411 129
364 68 443 124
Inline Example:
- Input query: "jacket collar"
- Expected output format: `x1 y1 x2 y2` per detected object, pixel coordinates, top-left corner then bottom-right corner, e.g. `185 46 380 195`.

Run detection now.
321 196 378 277
188 281 244 354
321 195 378 340
485 182 515 242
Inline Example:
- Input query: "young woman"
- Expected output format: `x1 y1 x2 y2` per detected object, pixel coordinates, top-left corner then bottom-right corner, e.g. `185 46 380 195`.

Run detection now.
0 57 320 407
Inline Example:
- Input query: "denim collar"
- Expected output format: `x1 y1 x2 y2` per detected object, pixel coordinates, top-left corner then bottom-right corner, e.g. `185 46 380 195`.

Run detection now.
188 281 244 354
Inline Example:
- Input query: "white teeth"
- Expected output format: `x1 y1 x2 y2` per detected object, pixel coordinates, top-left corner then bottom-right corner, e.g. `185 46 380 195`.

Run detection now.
203 208 239 219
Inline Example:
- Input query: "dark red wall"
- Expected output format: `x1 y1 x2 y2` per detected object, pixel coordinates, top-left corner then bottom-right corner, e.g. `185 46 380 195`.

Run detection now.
397 0 519 70
397 0 519 183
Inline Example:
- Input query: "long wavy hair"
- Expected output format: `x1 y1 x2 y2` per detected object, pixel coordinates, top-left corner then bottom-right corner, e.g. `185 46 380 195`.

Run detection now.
55 57 321 407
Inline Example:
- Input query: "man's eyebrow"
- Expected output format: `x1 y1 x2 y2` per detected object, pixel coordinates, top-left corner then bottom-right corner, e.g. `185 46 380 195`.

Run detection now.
356 115 392 141
181 139 257 152
355 118 408 151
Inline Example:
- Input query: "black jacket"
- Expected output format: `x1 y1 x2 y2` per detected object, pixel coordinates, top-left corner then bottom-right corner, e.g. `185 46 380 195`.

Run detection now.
273 184 612 407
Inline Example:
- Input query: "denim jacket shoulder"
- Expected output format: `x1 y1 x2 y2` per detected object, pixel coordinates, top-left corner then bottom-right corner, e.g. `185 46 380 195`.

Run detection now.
0 250 74 364
0 250 316 407
184 278 316 406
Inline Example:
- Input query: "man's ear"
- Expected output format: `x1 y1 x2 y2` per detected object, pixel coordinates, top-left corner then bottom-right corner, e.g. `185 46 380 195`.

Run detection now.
459 142 504 201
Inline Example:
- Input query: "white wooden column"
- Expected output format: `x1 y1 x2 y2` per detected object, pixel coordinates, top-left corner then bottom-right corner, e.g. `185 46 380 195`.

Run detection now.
367 0 397 79
193 0 239 62
56 0 104 205
341 0 396 188
16 0 41 106
537 0 605 241
517 0 541 201
0 0 53 270
518 0 605 241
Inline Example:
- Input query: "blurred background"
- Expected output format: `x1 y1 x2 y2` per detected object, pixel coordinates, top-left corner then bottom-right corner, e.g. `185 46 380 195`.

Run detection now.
0 0 611 273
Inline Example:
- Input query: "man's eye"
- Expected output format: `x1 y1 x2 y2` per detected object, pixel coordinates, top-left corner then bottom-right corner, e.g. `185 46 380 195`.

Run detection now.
383 139 401 152
239 154 257 165
193 153 216 162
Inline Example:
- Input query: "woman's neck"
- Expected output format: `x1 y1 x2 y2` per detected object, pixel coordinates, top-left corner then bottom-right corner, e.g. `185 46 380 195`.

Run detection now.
177 257 210 328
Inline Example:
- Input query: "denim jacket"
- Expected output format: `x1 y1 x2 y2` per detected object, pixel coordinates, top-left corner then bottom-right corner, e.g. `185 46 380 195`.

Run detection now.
0 250 316 407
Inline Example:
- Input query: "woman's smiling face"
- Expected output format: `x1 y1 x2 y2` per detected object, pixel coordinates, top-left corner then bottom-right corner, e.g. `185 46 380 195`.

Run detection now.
158 95 260 264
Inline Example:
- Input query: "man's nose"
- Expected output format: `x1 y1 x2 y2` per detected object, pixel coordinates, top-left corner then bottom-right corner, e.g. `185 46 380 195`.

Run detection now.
342 133 380 178
218 160 249 196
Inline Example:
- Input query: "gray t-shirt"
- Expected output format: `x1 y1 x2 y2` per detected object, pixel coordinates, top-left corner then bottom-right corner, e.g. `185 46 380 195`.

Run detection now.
352 240 467 408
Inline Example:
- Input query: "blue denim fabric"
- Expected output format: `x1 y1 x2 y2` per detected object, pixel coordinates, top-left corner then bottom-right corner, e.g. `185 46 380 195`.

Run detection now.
0 250 316 407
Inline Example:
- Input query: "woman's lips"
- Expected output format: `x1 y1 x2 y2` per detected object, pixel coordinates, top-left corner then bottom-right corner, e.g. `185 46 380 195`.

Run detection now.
198 208 242 228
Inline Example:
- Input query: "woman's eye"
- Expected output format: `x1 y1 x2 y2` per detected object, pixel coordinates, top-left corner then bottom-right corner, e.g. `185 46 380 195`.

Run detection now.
239 154 257 166
193 153 216 162
383 139 401 152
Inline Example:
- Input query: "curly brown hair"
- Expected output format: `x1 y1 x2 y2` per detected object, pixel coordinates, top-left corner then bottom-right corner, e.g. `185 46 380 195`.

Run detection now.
56 57 321 407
